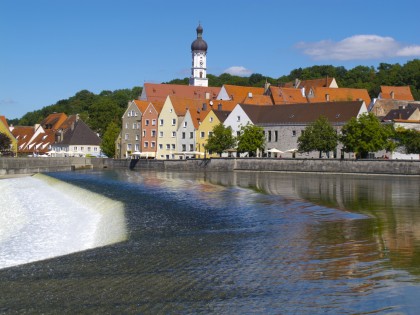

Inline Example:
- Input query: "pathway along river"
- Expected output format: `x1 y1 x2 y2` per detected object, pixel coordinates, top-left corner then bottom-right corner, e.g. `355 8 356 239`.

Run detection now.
1 169 420 314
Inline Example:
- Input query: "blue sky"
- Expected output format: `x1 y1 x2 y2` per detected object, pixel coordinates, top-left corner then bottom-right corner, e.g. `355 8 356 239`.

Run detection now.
1 0 420 119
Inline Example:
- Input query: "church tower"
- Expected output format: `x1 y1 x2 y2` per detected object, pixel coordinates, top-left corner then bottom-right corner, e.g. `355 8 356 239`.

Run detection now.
189 24 208 87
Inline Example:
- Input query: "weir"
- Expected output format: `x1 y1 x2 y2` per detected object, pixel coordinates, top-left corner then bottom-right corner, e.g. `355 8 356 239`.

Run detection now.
0 173 127 269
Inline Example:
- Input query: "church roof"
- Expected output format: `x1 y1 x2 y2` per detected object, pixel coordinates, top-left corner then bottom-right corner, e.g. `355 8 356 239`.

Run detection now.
191 23 208 52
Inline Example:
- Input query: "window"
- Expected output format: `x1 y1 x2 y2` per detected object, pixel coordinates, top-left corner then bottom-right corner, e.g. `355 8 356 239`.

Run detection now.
127 144 132 151
94 147 98 152
74 147 77 151
144 142 149 148
125 122 129 129
132 123 136 129
237 131 241 137
292 130 297 137
159 119 164 126
145 119 149 126
210 117 213 122
137 123 141 129
152 119 156 126
275 130 278 142
166 144 170 149
200 131 205 138
208 131 213 137
171 144 176 149
237 116 241 122
135 112 138 117
151 141 155 148
142 130 146 137
135 144 139 151
136 134 139 141
189 144 194 151
159 144 163 149
172 131 176 138
190 132 194 139
125 134 129 140
159 131 163 138
172 118 176 126
182 132 186 139
268 131 272 142
183 121 187 128
151 130 156 137
182 144 186 152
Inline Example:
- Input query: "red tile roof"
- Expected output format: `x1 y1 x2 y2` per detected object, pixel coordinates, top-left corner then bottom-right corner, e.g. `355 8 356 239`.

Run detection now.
283 77 336 89
220 85 265 102
269 86 308 104
140 83 221 102
309 87 371 106
40 113 68 130
380 86 414 101
0 116 10 129
242 94 273 105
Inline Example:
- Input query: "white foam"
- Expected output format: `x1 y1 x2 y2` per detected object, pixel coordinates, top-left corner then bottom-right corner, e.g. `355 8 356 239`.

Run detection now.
0 173 127 269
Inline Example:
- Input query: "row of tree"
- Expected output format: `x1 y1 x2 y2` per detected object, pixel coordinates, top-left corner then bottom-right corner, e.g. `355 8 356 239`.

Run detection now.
203 113 420 158
298 113 420 158
168 59 420 100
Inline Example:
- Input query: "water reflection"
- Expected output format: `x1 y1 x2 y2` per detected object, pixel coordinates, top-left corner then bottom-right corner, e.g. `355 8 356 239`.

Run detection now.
0 170 419 314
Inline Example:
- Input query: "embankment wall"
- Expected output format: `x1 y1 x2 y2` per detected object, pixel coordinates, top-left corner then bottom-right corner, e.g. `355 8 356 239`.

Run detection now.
1 157 420 176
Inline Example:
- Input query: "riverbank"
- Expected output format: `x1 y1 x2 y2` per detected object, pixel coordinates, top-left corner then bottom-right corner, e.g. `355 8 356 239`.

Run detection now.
1 157 420 176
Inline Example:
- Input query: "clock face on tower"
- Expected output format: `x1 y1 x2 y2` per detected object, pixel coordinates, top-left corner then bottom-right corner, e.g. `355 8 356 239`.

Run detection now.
200 61 203 66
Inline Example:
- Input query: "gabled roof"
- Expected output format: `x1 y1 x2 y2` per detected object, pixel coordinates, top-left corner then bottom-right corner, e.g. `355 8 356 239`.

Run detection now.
140 83 221 102
132 100 151 113
219 85 265 102
213 110 231 123
40 112 68 130
380 86 414 101
239 101 365 125
268 86 308 104
0 116 10 129
382 103 420 121
11 126 36 153
30 129 56 153
58 117 101 145
368 99 420 118
309 87 371 106
284 77 337 89
242 94 273 105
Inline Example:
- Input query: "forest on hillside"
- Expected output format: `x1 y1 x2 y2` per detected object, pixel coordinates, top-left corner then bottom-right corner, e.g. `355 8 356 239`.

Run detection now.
8 59 420 138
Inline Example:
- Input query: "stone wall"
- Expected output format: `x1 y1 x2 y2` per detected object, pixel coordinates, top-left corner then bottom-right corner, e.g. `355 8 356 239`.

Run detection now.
1 157 420 176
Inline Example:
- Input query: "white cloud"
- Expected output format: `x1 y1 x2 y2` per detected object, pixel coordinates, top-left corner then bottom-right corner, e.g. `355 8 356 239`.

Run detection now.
296 35 420 60
0 98 17 105
223 66 252 76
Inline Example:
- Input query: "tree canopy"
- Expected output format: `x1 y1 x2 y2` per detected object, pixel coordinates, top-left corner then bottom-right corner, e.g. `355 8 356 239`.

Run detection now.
101 121 120 158
204 123 236 156
297 116 338 158
340 113 395 158
395 127 420 154
0 132 12 156
237 124 265 157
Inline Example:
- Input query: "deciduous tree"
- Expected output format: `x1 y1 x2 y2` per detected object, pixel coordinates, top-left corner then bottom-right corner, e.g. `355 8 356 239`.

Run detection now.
101 121 120 158
298 116 338 158
236 124 265 157
204 123 236 156
0 132 11 152
340 113 395 158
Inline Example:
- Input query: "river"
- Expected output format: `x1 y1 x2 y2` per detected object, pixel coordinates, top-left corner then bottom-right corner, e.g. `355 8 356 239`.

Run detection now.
0 169 419 314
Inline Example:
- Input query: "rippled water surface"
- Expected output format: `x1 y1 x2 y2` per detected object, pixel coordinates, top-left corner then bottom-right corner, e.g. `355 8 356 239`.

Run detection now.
1 170 420 314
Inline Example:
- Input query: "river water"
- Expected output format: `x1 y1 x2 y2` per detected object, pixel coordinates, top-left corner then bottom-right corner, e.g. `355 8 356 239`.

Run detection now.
0 170 420 314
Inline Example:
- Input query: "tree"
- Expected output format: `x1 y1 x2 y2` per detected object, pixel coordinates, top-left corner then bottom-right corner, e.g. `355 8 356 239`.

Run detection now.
101 121 120 158
340 113 395 158
395 127 420 154
236 124 265 157
0 132 12 153
298 116 338 158
88 97 122 137
204 123 236 156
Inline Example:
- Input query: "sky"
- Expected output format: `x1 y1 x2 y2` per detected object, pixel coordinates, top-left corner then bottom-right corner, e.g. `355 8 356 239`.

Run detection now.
1 0 420 120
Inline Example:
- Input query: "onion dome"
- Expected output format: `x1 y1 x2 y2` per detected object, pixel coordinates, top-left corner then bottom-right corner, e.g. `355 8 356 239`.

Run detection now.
191 24 208 52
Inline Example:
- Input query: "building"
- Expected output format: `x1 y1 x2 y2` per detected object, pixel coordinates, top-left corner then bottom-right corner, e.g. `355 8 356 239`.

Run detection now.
52 115 101 156
0 116 17 156
120 100 148 158
189 23 208 87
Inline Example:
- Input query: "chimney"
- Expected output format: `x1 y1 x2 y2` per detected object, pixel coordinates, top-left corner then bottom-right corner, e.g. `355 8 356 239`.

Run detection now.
264 79 270 93
301 87 305 97
390 91 395 99
248 92 253 98
325 94 330 102
218 103 222 111
230 94 234 100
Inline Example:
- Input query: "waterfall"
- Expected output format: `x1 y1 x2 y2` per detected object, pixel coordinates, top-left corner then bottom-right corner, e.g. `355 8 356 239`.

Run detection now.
0 173 127 269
